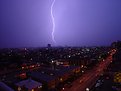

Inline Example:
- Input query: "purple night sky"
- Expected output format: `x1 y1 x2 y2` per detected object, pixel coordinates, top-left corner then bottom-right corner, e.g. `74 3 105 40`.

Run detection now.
0 0 121 48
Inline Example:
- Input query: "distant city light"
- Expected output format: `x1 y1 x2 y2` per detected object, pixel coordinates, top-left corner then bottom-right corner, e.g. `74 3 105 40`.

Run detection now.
62 87 65 90
86 88 89 91
82 70 84 73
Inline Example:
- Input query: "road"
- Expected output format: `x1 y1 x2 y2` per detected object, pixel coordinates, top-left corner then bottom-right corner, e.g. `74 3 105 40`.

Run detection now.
62 49 116 91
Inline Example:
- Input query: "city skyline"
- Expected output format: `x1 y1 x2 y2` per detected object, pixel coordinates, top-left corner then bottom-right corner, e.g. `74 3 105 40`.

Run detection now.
0 0 121 48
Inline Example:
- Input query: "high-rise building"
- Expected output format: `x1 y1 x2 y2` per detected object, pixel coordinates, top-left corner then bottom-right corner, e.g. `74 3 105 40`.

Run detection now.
47 44 51 48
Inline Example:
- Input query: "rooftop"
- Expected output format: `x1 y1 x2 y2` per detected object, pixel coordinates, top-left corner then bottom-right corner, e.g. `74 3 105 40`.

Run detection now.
16 79 42 90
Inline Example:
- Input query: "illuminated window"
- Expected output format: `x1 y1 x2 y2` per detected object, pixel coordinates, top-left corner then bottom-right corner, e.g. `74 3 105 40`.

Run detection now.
60 78 63 82
114 72 121 83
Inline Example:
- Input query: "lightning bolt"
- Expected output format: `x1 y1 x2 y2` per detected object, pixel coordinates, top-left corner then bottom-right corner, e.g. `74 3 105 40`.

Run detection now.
51 0 56 43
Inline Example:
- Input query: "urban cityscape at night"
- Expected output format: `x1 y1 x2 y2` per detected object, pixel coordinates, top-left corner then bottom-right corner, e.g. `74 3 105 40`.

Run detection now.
0 0 121 91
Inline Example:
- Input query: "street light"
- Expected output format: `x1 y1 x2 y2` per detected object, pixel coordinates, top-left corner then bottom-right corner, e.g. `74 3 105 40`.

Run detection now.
52 60 54 63
62 87 65 90
82 70 84 73
86 88 89 91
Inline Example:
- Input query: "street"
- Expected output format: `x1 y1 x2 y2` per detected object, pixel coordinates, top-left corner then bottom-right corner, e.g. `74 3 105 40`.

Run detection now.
62 49 116 91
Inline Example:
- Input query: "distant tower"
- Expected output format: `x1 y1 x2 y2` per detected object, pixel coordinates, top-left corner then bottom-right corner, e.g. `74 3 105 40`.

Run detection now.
47 44 52 48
